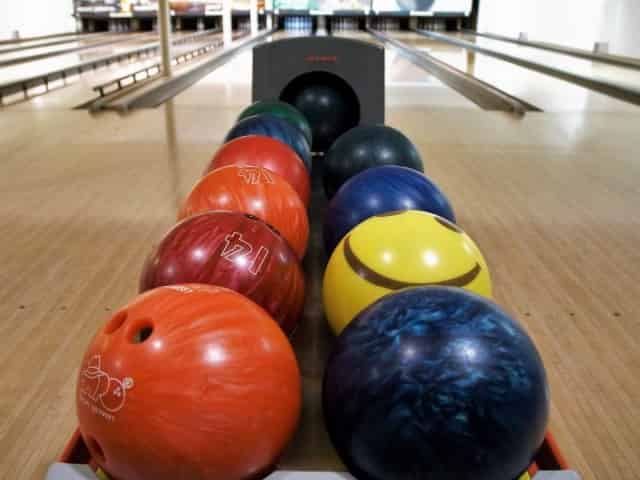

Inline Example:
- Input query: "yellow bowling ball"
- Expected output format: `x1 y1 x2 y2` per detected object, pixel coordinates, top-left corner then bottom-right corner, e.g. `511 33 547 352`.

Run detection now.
323 210 492 334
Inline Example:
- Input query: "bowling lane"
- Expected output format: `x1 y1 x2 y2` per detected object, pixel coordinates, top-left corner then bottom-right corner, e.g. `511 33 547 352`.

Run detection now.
396 31 640 112
5 32 225 110
0 33 150 66
0 32 112 53
168 32 298 111
173 30 478 112
334 30 478 110
457 32 640 91
0 34 163 86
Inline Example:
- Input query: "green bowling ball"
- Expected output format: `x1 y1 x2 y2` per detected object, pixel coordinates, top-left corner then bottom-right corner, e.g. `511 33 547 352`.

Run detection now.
238 100 313 146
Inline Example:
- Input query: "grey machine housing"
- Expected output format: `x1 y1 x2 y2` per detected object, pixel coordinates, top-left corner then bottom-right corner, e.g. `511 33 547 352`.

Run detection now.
252 36 385 153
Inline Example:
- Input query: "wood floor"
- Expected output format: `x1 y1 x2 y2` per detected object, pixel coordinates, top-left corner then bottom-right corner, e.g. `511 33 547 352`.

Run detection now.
1 100 639 479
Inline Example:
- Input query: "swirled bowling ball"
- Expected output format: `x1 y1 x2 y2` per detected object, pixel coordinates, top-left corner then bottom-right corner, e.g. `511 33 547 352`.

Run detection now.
323 286 549 480
179 165 309 258
324 165 456 254
77 284 301 480
323 210 491 334
323 125 423 198
139 212 305 335
237 100 313 146
225 114 312 172
205 135 310 206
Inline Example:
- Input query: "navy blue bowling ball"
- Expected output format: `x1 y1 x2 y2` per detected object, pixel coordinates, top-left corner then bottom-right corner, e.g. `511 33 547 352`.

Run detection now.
323 286 549 480
323 165 456 254
323 124 423 198
225 113 312 171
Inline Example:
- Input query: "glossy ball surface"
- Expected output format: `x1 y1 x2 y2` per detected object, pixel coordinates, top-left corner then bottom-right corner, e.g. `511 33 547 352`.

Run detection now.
324 165 456 254
323 210 491 334
206 135 310 206
284 79 359 152
139 212 305 335
323 286 549 480
323 125 423 198
77 284 301 480
225 114 312 172
179 165 309 258
237 100 313 146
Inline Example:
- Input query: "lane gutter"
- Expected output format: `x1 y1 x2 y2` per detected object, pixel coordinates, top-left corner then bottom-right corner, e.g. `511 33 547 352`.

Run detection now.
120 28 277 110
367 28 540 114
416 29 640 107
464 30 640 72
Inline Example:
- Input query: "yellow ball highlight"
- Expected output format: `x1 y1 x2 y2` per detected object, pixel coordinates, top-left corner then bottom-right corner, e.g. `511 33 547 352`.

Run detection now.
323 210 492 334
96 468 112 480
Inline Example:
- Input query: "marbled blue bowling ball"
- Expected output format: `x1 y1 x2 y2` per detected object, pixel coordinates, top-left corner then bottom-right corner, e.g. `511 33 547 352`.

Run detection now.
225 113 312 171
323 286 549 480
323 165 456 254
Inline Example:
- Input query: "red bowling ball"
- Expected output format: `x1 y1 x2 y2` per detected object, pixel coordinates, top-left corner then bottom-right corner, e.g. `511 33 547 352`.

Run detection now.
76 284 301 480
140 211 305 335
179 165 309 258
205 135 311 206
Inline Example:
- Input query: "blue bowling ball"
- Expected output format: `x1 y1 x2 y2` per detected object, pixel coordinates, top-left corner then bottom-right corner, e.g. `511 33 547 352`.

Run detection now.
323 165 456 254
225 113 312 171
323 286 549 480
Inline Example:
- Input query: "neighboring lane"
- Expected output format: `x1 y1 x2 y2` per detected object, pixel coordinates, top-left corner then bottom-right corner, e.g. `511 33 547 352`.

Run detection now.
396 31 640 112
334 30 479 110
0 31 195 86
5 32 225 110
0 33 113 54
0 33 153 66
456 32 640 92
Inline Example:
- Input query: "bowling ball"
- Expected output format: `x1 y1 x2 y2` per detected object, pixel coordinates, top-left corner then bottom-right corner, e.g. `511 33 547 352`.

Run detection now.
77 284 301 480
225 114 312 172
323 210 491 334
139 212 305 335
205 135 310 206
323 125 423 198
281 72 360 152
397 0 435 10
237 100 313 146
324 165 456 254
323 286 549 480
179 165 309 258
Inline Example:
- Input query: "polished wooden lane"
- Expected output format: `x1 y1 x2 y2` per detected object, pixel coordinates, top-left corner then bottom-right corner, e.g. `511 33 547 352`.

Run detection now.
395 31 640 112
1 40 639 480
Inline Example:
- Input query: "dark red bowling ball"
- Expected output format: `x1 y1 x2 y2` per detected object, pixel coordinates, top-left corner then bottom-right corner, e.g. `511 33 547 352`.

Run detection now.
140 211 305 335
205 135 310 206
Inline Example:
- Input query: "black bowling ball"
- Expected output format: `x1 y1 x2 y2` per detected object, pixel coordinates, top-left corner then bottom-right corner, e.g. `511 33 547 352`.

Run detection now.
282 73 359 152
323 124 424 198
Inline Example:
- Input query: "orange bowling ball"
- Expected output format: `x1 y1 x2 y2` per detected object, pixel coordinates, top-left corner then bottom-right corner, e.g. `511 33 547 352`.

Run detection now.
76 284 301 480
205 135 311 206
180 165 309 258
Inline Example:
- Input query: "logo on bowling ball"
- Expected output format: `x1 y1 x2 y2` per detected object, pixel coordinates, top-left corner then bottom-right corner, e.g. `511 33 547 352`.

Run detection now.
238 167 275 185
221 232 269 276
79 355 134 415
